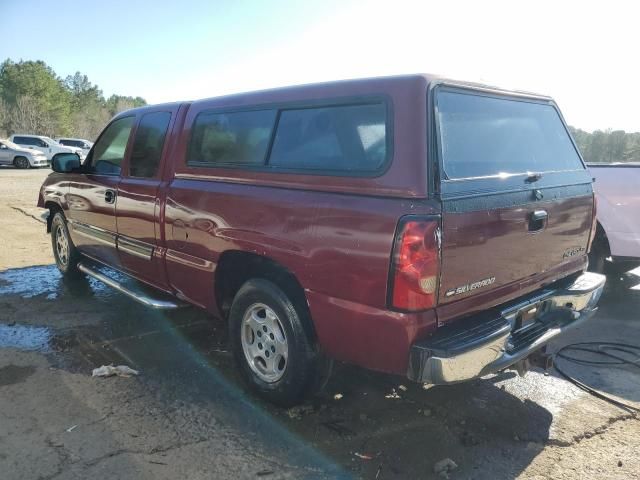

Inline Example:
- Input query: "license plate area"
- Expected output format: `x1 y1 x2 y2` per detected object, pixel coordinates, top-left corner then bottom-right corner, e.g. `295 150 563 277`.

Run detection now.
514 301 546 331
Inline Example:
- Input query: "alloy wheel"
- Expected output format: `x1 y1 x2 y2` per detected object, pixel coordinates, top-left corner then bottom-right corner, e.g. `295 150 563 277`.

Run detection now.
55 225 69 266
241 303 289 383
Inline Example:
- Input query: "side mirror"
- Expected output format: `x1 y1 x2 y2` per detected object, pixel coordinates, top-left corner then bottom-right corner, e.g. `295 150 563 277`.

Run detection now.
51 153 81 173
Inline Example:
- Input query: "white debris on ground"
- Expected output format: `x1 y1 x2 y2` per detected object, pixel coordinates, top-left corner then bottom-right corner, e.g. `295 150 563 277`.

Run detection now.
91 365 139 378
354 452 374 460
333 393 343 400
433 458 458 479
385 388 401 399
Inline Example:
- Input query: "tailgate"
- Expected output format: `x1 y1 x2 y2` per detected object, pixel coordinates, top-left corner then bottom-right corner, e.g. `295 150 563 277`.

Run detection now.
433 86 594 314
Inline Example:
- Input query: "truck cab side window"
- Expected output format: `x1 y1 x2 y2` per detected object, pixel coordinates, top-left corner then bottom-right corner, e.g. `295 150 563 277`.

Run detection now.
129 111 171 178
86 116 135 175
188 109 277 166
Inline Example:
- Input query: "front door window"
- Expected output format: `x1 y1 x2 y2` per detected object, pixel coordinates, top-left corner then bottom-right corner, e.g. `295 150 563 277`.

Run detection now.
86 116 135 175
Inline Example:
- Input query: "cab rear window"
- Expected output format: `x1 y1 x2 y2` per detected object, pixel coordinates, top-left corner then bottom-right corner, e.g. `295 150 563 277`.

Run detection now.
436 90 584 180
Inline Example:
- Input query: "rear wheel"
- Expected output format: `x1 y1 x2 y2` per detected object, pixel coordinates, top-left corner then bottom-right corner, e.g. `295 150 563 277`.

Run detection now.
13 156 30 169
588 243 606 274
229 278 328 407
588 226 609 274
51 212 81 276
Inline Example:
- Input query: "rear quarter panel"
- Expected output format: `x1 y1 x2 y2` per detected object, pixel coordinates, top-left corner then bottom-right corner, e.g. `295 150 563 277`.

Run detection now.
164 180 440 373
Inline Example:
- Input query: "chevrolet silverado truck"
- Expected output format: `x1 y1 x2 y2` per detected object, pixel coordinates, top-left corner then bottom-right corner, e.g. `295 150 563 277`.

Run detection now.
38 75 606 406
588 162 640 273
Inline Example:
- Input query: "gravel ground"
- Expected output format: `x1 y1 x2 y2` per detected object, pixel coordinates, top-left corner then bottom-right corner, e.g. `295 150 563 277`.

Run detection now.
0 166 638 479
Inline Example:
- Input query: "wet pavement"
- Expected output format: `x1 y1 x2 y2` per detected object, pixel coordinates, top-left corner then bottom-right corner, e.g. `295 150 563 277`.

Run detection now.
1 264 639 479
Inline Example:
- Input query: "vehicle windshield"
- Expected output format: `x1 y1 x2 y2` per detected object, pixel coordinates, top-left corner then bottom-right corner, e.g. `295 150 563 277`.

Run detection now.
43 136 60 145
1 140 19 149
437 89 585 180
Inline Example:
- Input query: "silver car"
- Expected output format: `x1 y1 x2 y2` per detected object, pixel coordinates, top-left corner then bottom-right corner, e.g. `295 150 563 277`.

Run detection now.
0 139 50 168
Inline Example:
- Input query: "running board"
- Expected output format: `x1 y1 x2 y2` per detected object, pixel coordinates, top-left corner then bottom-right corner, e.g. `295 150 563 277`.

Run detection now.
77 263 186 310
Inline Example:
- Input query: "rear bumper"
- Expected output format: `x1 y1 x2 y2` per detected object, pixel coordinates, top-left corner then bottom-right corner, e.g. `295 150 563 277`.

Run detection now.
407 271 606 384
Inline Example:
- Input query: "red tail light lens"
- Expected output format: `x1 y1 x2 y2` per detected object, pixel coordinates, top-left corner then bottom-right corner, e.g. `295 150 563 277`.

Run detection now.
390 217 441 311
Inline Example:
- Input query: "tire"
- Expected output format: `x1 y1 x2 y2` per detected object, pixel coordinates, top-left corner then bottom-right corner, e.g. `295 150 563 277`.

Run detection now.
588 228 609 274
51 211 81 276
13 156 30 169
588 243 606 274
229 278 326 407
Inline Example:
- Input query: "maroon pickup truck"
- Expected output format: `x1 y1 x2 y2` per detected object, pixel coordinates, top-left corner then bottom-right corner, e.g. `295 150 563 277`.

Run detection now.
38 75 605 406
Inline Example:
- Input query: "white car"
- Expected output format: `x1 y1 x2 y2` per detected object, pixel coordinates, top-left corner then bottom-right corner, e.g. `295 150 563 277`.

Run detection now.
0 139 50 168
588 163 640 272
56 137 93 155
9 134 85 160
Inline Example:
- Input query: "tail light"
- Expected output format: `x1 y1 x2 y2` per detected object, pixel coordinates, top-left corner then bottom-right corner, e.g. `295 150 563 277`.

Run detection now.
587 193 598 252
389 216 441 311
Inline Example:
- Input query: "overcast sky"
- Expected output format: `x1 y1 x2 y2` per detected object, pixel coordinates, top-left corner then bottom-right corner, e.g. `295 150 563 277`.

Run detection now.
2 0 638 132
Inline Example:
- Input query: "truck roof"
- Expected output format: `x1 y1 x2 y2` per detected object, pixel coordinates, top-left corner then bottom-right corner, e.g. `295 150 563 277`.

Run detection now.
116 74 553 116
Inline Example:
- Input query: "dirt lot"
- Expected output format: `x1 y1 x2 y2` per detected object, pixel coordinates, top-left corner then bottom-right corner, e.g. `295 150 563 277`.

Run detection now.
0 167 639 479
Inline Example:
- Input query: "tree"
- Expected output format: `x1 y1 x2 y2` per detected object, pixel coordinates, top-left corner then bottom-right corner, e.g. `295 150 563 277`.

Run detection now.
65 72 103 108
607 130 626 163
0 99 7 137
11 96 41 133
570 127 640 163
65 72 110 139
0 59 71 136
106 94 147 116
0 58 147 140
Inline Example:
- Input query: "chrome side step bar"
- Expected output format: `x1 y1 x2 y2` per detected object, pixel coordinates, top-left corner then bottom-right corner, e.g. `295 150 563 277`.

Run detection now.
77 263 186 310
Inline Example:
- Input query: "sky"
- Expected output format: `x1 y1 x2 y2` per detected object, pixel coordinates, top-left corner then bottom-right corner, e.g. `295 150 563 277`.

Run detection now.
1 0 639 132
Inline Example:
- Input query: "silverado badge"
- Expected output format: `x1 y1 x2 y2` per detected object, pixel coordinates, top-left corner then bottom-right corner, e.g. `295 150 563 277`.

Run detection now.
563 246 586 259
445 277 496 297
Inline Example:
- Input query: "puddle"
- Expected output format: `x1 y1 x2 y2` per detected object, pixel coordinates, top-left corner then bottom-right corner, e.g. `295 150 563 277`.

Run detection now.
0 265 63 299
0 264 115 302
0 324 51 351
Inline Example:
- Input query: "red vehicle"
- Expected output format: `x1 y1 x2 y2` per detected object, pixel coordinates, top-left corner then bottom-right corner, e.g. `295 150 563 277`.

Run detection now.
38 75 605 406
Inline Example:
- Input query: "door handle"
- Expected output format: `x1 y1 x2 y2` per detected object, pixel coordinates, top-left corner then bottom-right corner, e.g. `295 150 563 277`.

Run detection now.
528 209 548 232
104 189 116 204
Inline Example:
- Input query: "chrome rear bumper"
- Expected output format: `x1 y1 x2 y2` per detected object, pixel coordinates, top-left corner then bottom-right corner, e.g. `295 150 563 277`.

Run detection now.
407 271 606 384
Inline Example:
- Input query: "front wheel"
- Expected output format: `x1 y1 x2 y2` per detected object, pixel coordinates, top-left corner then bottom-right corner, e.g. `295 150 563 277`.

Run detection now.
51 212 81 276
229 278 327 407
13 156 30 169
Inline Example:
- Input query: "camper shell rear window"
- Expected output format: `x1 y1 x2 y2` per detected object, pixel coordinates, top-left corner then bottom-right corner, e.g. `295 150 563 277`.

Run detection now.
435 88 584 180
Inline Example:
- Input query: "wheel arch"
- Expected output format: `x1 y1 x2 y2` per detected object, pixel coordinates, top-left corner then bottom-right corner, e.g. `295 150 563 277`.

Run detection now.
44 201 63 233
593 221 611 257
215 250 316 342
